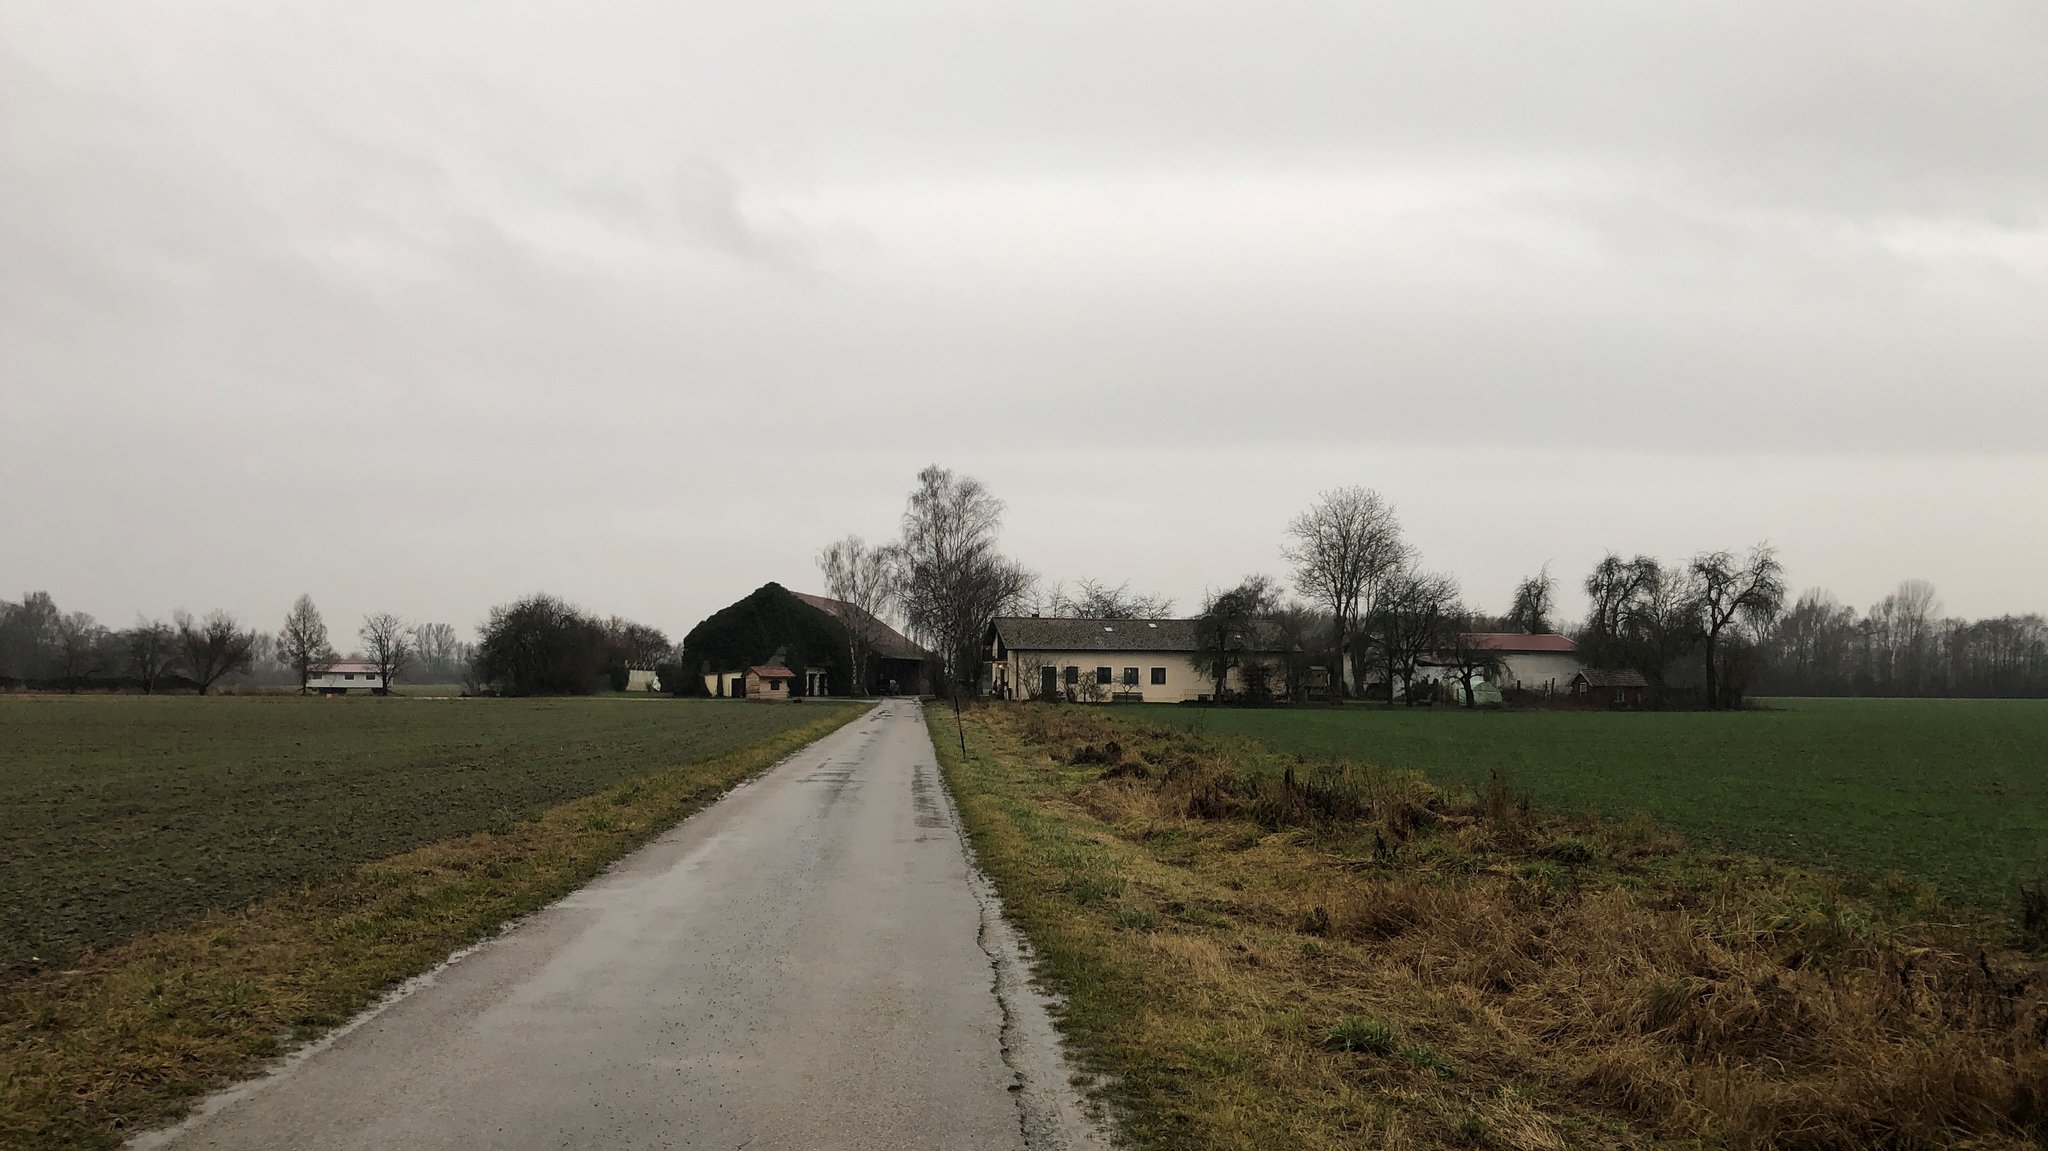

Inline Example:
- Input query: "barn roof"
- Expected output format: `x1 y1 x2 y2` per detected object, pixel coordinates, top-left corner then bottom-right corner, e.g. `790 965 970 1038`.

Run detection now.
1464 632 1578 654
990 616 1294 653
790 591 928 661
748 665 796 679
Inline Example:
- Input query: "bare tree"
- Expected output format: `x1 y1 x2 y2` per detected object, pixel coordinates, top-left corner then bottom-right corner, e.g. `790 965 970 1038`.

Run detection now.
126 618 180 693
1282 486 1405 697
1188 575 1280 702
360 612 413 694
1687 544 1787 709
278 594 335 694
1380 570 1460 705
409 622 461 677
1867 579 1941 693
52 611 106 691
0 590 60 681
1041 578 1174 620
818 534 900 697
1267 601 1327 701
175 609 257 695
895 465 1034 693
1442 620 1507 709
1507 565 1557 634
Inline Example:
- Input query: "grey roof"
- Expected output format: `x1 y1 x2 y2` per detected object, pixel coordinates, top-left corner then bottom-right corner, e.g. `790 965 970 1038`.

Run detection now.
1576 667 1650 688
991 616 1294 654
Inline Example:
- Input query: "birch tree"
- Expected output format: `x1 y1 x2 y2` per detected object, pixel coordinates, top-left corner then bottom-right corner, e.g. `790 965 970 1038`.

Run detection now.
818 534 899 696
895 465 1033 692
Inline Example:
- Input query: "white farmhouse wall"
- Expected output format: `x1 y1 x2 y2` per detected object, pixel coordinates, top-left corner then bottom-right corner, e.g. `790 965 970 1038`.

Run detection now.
306 664 383 693
1001 649 1249 703
1496 652 1583 693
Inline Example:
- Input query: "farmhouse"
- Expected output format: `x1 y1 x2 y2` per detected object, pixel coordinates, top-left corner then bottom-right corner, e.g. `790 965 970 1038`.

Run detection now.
306 659 383 695
984 616 1297 703
1572 668 1649 709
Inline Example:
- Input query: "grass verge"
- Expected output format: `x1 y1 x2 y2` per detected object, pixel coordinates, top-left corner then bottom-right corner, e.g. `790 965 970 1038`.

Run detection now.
934 702 2048 1150
0 705 862 1151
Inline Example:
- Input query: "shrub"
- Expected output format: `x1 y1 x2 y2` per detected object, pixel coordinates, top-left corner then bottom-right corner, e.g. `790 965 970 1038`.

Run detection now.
473 593 607 696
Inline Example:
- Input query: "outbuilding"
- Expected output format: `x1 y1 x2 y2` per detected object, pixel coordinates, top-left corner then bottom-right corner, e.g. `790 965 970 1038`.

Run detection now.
744 665 798 700
307 659 384 696
1571 668 1649 709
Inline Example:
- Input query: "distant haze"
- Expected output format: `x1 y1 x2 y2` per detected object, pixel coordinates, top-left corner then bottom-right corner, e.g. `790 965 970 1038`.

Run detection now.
4 2 2044 640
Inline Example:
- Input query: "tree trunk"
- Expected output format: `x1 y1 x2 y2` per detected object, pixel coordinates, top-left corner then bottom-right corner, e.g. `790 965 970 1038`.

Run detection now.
1703 635 1720 710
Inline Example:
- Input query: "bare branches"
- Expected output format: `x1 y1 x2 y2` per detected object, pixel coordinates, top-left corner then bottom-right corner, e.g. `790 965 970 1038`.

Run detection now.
818 534 899 696
1189 574 1280 702
1507 565 1557 634
53 611 107 692
126 618 179 693
174 610 256 695
1380 570 1460 706
1283 487 1405 696
1041 577 1175 620
1688 544 1786 709
360 612 412 693
895 465 1033 691
278 594 334 694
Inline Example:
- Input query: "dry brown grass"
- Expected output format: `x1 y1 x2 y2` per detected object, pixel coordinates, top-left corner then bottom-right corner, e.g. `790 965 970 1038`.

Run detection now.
941 703 2048 1151
0 708 861 1151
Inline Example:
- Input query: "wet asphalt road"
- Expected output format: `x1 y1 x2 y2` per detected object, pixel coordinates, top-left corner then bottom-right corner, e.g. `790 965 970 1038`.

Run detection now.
141 701 1082 1151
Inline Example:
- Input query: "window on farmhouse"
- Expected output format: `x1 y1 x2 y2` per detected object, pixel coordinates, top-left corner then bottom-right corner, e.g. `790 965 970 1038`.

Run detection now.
1122 667 1138 686
1096 667 1112 685
1151 667 1166 685
1064 666 1078 686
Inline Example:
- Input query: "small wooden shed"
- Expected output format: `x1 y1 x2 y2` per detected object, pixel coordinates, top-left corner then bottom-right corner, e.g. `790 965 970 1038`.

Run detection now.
745 665 797 700
1571 668 1649 709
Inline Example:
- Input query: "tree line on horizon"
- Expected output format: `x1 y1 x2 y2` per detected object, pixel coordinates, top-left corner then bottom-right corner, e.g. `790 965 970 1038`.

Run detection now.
8 470 2044 703
812 475 2048 708
0 592 672 697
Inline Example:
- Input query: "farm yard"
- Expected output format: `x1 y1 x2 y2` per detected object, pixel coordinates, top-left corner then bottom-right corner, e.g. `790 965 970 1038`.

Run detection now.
1128 697 2048 911
0 694 862 1149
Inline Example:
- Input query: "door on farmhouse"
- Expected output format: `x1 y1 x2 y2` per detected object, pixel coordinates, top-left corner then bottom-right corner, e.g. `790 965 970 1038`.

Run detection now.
1040 666 1057 701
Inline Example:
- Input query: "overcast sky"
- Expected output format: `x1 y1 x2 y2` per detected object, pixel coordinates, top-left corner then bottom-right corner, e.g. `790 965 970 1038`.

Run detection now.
4 1 2045 645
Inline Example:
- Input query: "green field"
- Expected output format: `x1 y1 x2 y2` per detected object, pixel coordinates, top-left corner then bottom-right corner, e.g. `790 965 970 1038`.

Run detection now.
0 695 852 978
1127 698 2048 909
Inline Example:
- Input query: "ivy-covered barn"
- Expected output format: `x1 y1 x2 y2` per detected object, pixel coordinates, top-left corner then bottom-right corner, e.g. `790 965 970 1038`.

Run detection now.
678 583 928 697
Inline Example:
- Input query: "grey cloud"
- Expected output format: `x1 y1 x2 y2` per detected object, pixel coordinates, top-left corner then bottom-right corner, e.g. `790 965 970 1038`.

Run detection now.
2 0 2044 638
